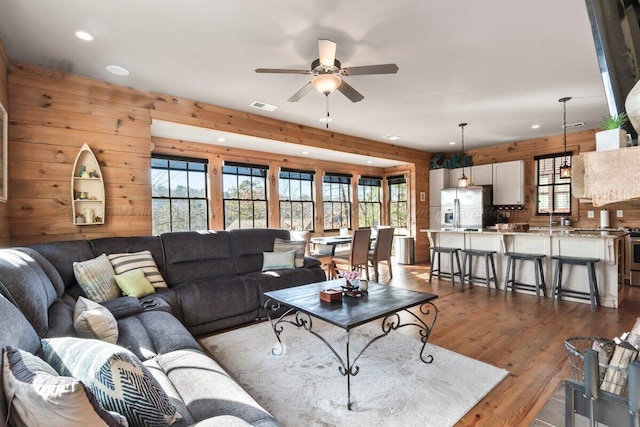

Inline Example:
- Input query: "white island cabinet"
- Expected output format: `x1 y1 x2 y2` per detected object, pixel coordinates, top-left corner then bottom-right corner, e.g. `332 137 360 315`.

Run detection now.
492 160 524 205
420 228 627 309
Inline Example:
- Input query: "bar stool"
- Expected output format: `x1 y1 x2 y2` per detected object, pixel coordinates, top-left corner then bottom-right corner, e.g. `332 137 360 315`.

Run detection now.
428 246 462 287
503 252 547 302
461 249 499 292
550 255 600 311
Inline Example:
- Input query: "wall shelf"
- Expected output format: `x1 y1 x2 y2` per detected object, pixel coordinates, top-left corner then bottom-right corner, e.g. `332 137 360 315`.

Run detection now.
71 143 105 225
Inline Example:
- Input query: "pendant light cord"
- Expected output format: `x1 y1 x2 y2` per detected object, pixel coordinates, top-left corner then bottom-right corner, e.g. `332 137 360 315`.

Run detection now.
325 94 330 129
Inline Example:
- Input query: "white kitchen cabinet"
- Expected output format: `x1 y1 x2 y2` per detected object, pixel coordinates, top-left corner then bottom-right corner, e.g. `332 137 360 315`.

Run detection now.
492 160 524 205
470 164 493 186
429 168 451 205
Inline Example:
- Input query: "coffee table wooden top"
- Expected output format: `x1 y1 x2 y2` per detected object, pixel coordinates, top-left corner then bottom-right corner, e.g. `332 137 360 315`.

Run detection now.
264 280 438 331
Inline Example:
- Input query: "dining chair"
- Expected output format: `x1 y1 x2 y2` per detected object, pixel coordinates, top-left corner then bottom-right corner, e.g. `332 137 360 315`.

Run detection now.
368 226 394 282
330 228 371 280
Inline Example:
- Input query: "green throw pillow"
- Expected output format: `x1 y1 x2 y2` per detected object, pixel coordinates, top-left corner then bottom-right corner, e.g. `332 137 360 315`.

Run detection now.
262 250 296 271
114 268 155 298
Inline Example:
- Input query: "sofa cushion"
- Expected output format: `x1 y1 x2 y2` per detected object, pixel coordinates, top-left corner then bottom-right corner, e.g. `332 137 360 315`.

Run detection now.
230 228 290 274
108 250 168 289
261 251 295 271
73 296 119 344
2 347 127 427
273 238 305 267
31 240 96 290
42 337 182 427
73 254 120 302
91 236 166 279
114 268 156 298
161 231 237 284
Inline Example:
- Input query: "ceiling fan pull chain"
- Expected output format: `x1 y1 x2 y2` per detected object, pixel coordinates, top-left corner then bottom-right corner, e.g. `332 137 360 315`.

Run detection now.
325 94 330 129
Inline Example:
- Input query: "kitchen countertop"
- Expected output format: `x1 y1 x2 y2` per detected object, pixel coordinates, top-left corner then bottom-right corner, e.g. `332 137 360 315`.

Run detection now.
419 228 630 238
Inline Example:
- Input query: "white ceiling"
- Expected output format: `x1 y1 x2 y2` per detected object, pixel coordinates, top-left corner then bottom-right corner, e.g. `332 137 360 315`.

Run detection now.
0 0 610 159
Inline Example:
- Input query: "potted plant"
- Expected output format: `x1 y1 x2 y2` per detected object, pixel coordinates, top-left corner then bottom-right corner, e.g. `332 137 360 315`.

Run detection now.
596 112 630 151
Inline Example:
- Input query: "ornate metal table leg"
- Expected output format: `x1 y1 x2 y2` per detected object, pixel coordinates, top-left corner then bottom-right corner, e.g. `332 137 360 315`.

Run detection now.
264 298 311 356
380 301 439 363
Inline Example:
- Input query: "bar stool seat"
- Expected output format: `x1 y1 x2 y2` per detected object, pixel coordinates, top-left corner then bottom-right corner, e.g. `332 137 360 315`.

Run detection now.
461 249 499 291
428 246 462 287
503 252 547 302
551 255 600 311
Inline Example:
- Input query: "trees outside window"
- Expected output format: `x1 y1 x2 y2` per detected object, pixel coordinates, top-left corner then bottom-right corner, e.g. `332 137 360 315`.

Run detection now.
358 176 382 228
535 154 571 215
323 174 351 231
279 168 314 231
223 162 268 229
151 156 208 235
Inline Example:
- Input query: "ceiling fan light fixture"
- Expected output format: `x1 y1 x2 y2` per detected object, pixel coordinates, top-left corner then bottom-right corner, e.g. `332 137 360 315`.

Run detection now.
311 74 342 95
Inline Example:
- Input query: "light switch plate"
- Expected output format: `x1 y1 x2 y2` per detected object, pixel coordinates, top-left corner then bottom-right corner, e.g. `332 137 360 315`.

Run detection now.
420 191 425 202
587 210 595 219
617 210 623 218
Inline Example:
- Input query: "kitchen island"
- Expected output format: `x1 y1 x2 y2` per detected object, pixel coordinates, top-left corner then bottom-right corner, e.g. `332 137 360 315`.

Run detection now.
419 228 629 308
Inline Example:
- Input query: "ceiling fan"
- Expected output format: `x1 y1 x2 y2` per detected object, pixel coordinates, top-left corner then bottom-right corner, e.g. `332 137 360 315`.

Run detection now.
255 39 399 103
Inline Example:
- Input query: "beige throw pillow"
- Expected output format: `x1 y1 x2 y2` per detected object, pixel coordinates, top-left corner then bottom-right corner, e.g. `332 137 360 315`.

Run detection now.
273 238 306 268
73 296 119 344
73 254 120 302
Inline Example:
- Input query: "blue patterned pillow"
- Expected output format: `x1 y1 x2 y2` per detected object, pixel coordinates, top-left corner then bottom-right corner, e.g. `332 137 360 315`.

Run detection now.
41 337 181 427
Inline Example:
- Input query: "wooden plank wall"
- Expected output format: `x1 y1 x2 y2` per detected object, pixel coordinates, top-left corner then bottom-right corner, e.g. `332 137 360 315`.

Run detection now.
8 64 155 246
0 41 10 246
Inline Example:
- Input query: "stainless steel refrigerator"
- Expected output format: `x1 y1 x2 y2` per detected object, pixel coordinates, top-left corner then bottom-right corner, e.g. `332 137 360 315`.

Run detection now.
441 186 495 230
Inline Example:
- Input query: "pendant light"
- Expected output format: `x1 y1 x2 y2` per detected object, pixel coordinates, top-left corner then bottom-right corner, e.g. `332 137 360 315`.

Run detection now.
458 122 470 187
559 97 572 178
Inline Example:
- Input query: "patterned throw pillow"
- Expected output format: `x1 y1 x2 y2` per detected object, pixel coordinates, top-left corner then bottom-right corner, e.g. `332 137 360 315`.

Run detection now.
2 347 128 427
73 296 119 344
262 251 296 271
273 238 306 268
108 251 168 288
42 337 181 427
73 254 120 302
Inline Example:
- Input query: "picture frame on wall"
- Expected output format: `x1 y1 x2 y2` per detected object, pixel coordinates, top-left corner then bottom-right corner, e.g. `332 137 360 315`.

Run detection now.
0 101 7 202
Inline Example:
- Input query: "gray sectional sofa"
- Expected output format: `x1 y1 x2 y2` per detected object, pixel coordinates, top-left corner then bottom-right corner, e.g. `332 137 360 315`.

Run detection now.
0 228 326 426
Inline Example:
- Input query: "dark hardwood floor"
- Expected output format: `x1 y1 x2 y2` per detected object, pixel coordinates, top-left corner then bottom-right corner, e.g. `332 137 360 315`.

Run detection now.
380 261 640 427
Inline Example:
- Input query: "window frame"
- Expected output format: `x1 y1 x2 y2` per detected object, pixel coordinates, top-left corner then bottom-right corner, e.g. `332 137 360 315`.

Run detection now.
279 168 315 231
388 174 408 228
535 152 572 215
358 176 382 229
151 154 209 235
322 173 352 231
222 161 269 229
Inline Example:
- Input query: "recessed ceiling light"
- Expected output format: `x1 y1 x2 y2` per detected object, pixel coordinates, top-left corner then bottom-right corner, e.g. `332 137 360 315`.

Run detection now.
319 117 332 124
74 30 94 41
383 135 400 141
449 141 456 145
531 124 540 129
217 137 226 142
250 101 278 112
106 65 129 76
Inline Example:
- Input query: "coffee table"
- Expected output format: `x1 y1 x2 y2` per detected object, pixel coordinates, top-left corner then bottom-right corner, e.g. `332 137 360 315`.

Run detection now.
263 280 438 409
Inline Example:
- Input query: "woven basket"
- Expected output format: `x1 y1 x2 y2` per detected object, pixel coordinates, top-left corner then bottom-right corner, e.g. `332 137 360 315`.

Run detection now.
564 336 628 395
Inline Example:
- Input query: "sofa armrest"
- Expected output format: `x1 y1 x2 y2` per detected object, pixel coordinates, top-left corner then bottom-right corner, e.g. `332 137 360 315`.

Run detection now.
303 256 322 268
140 295 172 313
100 296 144 319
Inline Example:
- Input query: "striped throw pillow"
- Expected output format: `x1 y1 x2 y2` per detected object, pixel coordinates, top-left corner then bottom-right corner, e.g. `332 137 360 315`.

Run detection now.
273 238 306 268
108 250 168 288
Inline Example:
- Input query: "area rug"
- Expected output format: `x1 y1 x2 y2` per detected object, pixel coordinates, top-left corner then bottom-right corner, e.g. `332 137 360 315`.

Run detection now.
200 318 508 427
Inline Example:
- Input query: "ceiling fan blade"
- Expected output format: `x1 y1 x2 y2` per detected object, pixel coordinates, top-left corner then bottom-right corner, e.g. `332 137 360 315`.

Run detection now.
341 63 399 76
318 39 337 68
255 68 310 74
287 82 313 102
337 80 364 103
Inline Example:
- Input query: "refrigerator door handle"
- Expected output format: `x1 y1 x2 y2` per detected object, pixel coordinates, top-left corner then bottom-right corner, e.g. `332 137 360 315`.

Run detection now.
454 198 460 229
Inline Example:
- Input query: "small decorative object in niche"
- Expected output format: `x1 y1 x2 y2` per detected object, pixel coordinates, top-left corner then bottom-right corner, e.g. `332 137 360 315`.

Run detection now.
0 101 7 202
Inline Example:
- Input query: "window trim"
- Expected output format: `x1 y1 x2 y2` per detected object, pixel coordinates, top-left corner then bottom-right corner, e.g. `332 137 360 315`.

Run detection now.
279 168 315 231
322 172 352 231
358 176 382 229
222 161 269 229
534 152 572 215
387 174 408 228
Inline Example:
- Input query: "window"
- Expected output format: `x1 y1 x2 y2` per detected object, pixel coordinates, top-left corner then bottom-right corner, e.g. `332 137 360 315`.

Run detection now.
223 162 268 229
279 168 314 231
151 155 208 235
535 153 571 215
388 175 407 228
323 173 352 230
358 176 382 228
